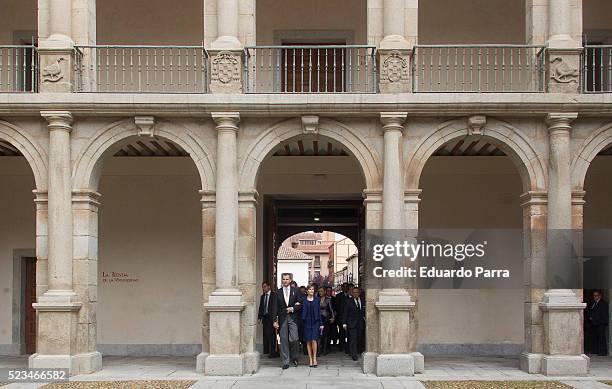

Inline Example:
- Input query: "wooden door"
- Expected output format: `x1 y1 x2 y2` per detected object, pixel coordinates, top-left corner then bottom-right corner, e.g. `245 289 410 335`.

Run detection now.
24 257 37 354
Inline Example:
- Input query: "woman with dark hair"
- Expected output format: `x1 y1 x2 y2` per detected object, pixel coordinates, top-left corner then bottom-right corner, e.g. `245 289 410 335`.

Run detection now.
301 284 324 367
318 286 335 355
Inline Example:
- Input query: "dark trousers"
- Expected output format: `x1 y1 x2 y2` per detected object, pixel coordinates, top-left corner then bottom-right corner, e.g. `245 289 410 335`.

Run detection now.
262 315 277 355
592 325 608 356
347 326 364 359
318 319 331 354
337 322 348 352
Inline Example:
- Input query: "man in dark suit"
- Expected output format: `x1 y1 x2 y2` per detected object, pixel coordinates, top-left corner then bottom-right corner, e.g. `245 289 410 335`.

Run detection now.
258 281 278 358
335 282 350 352
588 290 609 356
342 286 365 361
272 273 302 369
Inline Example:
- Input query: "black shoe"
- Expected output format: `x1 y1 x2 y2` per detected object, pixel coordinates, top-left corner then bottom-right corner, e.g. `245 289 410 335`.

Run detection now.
282 364 289 370
293 359 299 367
269 353 279 358
313 364 318 368
352 356 358 361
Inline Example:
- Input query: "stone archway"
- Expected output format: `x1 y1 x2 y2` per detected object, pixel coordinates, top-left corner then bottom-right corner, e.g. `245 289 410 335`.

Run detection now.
70 117 215 369
405 117 546 192
0 120 48 191
239 117 382 192
571 121 612 191
73 118 215 191
404 116 548 369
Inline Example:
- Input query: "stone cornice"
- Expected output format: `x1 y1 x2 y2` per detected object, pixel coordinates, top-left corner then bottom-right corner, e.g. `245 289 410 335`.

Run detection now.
2 93 611 117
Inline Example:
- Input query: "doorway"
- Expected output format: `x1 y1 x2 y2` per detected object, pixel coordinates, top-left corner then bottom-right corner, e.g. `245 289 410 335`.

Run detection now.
23 257 36 354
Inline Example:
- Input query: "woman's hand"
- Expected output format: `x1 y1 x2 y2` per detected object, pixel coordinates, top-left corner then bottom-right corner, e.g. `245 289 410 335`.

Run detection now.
319 325 324 331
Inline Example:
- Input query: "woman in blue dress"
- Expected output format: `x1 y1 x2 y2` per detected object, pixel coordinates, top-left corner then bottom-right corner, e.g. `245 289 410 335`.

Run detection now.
301 284 324 367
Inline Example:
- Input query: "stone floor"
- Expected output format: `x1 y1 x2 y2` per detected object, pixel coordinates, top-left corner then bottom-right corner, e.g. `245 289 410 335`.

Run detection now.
0 355 611 389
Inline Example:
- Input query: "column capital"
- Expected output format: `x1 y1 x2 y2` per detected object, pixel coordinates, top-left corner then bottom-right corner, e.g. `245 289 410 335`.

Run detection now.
404 189 422 203
238 189 259 205
200 189 216 208
545 113 578 133
41 111 73 131
212 112 240 132
380 112 407 132
72 189 101 207
571 190 586 206
363 189 383 203
520 191 548 208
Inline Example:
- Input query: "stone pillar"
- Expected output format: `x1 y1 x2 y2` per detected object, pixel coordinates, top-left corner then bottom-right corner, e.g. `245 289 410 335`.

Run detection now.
520 191 548 373
539 113 588 375
208 0 243 93
238 190 260 373
378 0 414 93
197 190 215 372
38 0 76 92
29 112 80 374
545 0 582 93
374 112 419 376
202 112 246 375
34 190 49 300
71 190 103 373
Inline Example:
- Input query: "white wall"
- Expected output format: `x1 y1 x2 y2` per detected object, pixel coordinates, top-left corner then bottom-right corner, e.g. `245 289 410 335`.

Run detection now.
0 158 36 349
276 260 310 289
97 158 202 350
418 156 525 350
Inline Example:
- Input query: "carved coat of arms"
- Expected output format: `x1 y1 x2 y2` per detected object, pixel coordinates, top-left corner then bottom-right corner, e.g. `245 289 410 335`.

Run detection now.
211 51 240 84
381 51 408 83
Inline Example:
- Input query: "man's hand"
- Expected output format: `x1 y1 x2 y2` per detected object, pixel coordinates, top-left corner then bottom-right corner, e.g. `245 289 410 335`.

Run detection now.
286 307 294 313
330 318 335 323
343 324 347 330
273 321 279 329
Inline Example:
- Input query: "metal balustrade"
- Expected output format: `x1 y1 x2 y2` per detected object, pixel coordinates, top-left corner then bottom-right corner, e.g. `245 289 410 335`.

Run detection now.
0 46 38 92
412 45 546 92
74 45 209 93
244 45 377 93
583 46 612 93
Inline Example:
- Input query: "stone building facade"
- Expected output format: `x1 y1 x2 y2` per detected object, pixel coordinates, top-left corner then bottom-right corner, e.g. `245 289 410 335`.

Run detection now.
1 0 612 379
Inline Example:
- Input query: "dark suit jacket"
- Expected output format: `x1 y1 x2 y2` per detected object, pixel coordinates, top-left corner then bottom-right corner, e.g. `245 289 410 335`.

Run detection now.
258 291 274 320
334 292 349 321
589 299 609 327
272 286 302 324
342 296 365 329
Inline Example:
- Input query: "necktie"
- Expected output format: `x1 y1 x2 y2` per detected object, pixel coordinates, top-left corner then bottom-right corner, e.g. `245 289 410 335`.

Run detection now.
264 293 269 315
284 288 289 306
355 298 360 310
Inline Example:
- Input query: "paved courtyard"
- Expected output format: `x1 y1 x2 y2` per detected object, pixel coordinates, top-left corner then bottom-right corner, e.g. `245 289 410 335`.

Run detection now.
1 355 611 388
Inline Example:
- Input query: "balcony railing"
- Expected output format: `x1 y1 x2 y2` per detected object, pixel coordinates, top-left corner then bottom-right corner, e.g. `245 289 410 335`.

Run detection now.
74 45 209 93
412 45 546 92
244 45 377 93
0 45 38 92
583 45 612 93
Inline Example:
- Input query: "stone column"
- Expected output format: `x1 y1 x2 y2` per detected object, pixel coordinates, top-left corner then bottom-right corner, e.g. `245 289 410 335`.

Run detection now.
34 190 49 300
197 190 215 372
71 190 103 373
29 112 80 373
38 0 76 92
374 112 418 376
545 0 582 93
237 189 260 374
539 113 588 375
208 0 243 93
378 0 414 93
519 191 548 373
202 112 246 375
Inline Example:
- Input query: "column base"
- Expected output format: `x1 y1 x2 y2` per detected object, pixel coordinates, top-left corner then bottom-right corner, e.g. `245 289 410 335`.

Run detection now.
243 351 260 374
519 352 543 373
541 354 589 376
29 351 102 376
201 354 245 376
376 353 415 376
362 352 378 374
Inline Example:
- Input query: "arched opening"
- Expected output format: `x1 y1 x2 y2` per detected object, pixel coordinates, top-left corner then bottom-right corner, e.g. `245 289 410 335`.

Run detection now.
0 138 37 363
252 129 370 370
416 132 526 362
582 145 612 358
92 135 203 365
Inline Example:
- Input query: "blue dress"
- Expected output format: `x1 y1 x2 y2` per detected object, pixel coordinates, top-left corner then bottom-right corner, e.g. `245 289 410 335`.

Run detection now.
300 296 322 341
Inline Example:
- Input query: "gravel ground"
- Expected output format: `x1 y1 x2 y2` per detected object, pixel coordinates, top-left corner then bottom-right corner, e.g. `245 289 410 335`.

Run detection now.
421 381 574 389
39 381 196 389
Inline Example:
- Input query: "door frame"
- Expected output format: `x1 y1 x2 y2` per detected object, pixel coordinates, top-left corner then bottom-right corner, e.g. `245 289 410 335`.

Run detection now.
10 249 36 355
